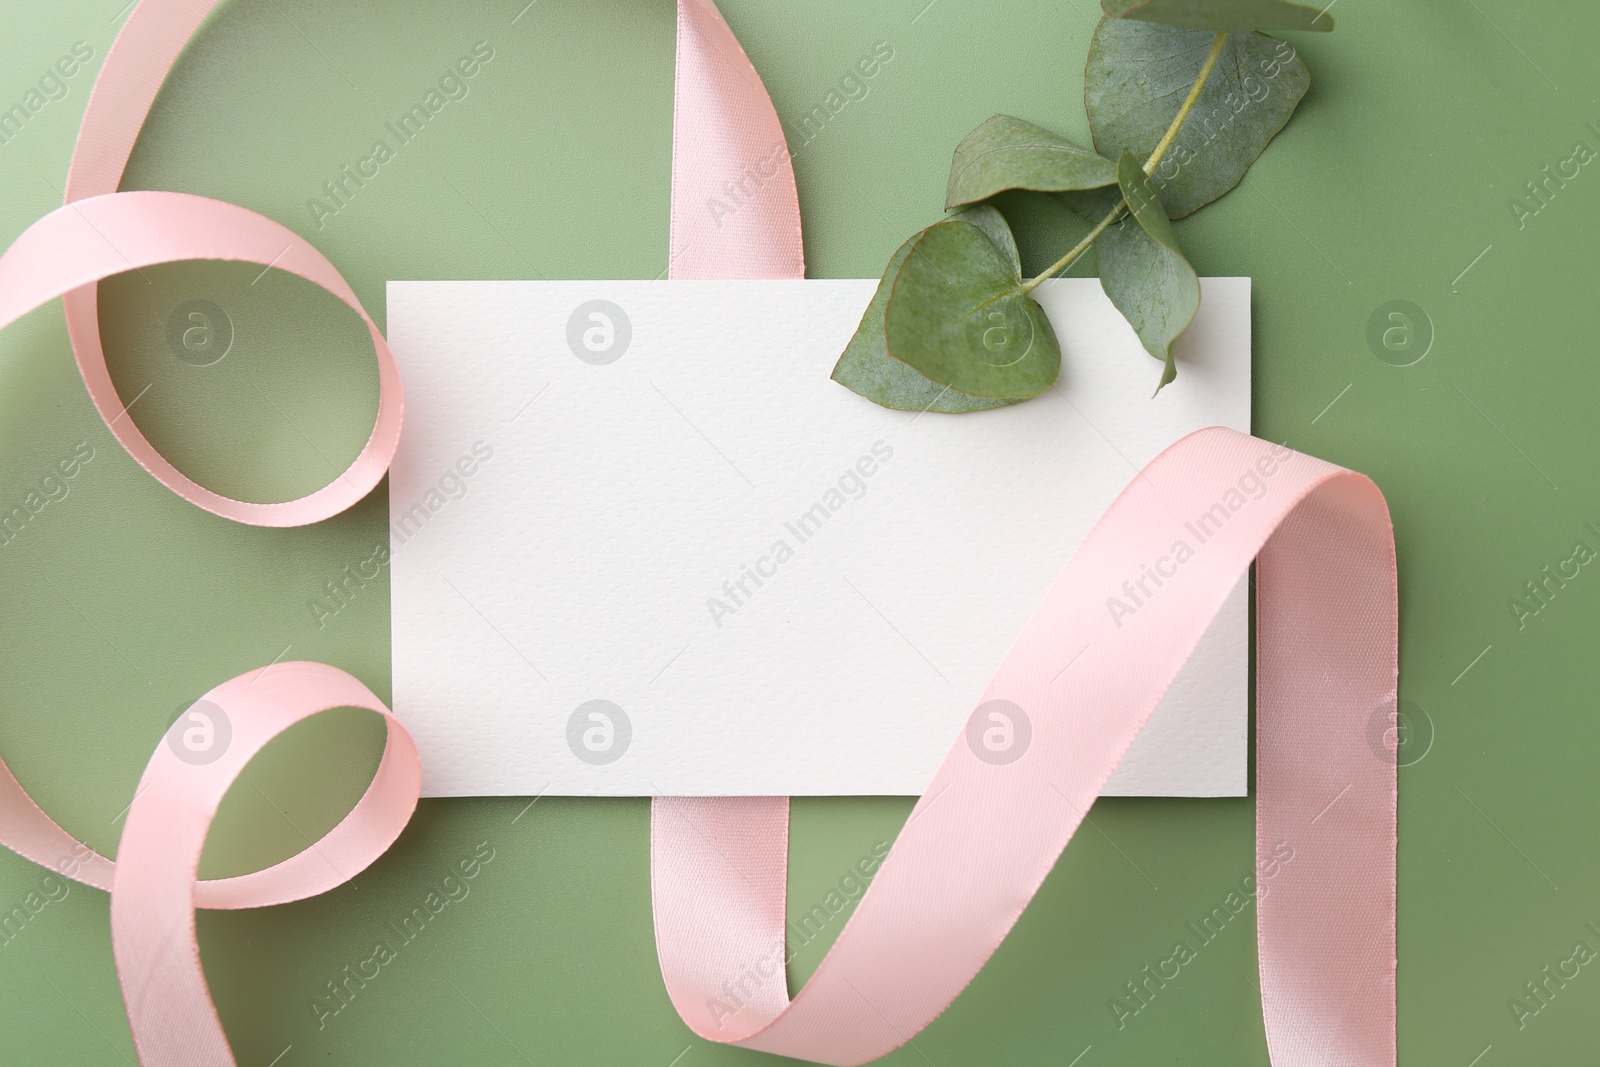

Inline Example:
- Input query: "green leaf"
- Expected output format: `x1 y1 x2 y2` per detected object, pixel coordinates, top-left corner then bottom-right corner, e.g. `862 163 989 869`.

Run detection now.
1117 151 1182 251
1095 152 1200 392
831 207 1023 413
1102 0 1333 31
955 201 1022 272
946 115 1118 210
884 216 1060 400
1085 20 1310 217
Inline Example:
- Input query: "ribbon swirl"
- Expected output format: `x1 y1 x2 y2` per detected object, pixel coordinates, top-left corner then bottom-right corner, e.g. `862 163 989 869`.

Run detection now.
0 1 1395 1064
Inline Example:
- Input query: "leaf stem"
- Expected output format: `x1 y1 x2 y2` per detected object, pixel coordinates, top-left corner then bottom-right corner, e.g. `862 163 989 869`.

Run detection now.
1021 30 1228 293
1143 31 1228 173
1019 209 1121 295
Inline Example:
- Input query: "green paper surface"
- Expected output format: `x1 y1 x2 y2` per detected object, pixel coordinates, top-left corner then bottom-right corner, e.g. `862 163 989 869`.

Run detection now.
0 1 1593 1063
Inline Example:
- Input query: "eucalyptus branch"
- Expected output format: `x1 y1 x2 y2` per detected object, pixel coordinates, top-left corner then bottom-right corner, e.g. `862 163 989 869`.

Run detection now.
833 18 1319 410
1021 30 1228 293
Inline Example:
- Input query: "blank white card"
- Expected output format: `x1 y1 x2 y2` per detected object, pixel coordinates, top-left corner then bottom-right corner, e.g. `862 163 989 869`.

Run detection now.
387 277 1251 797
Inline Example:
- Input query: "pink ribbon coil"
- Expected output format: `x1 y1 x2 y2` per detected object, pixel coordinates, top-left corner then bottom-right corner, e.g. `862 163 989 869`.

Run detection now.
0 1 1396 1064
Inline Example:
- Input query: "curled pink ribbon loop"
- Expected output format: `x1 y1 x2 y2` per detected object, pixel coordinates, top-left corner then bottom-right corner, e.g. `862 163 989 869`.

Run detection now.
112 662 420 1064
0 662 412 912
0 1 1397 1064
54 0 401 527
0 188 402 526
0 662 419 1067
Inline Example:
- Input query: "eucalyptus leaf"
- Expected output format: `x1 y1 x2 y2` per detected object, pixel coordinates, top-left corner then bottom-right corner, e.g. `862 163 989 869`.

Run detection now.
955 201 1023 271
946 115 1118 210
1102 0 1333 31
1096 152 1199 392
1117 150 1182 251
1086 20 1309 217
884 218 1060 399
831 207 1022 413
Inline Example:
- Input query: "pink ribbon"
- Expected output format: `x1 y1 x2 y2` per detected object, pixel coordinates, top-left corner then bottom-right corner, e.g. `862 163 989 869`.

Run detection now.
653 433 1397 1066
0 2 1395 1064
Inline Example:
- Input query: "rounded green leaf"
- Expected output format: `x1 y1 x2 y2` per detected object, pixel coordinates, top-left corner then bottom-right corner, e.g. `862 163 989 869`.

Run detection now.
1086 20 1310 218
1102 0 1333 31
953 201 1022 273
1097 152 1199 391
884 218 1060 399
946 115 1118 210
831 209 1023 413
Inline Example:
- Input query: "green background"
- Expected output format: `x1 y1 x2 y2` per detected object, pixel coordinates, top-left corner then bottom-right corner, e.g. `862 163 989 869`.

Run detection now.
0 0 1590 1063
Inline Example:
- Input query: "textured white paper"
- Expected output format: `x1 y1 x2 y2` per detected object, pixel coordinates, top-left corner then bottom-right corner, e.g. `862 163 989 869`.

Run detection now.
387 278 1251 797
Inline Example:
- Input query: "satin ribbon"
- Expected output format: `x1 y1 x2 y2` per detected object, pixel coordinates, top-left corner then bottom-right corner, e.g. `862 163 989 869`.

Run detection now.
0 1 1395 1064
653 432 1397 1066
